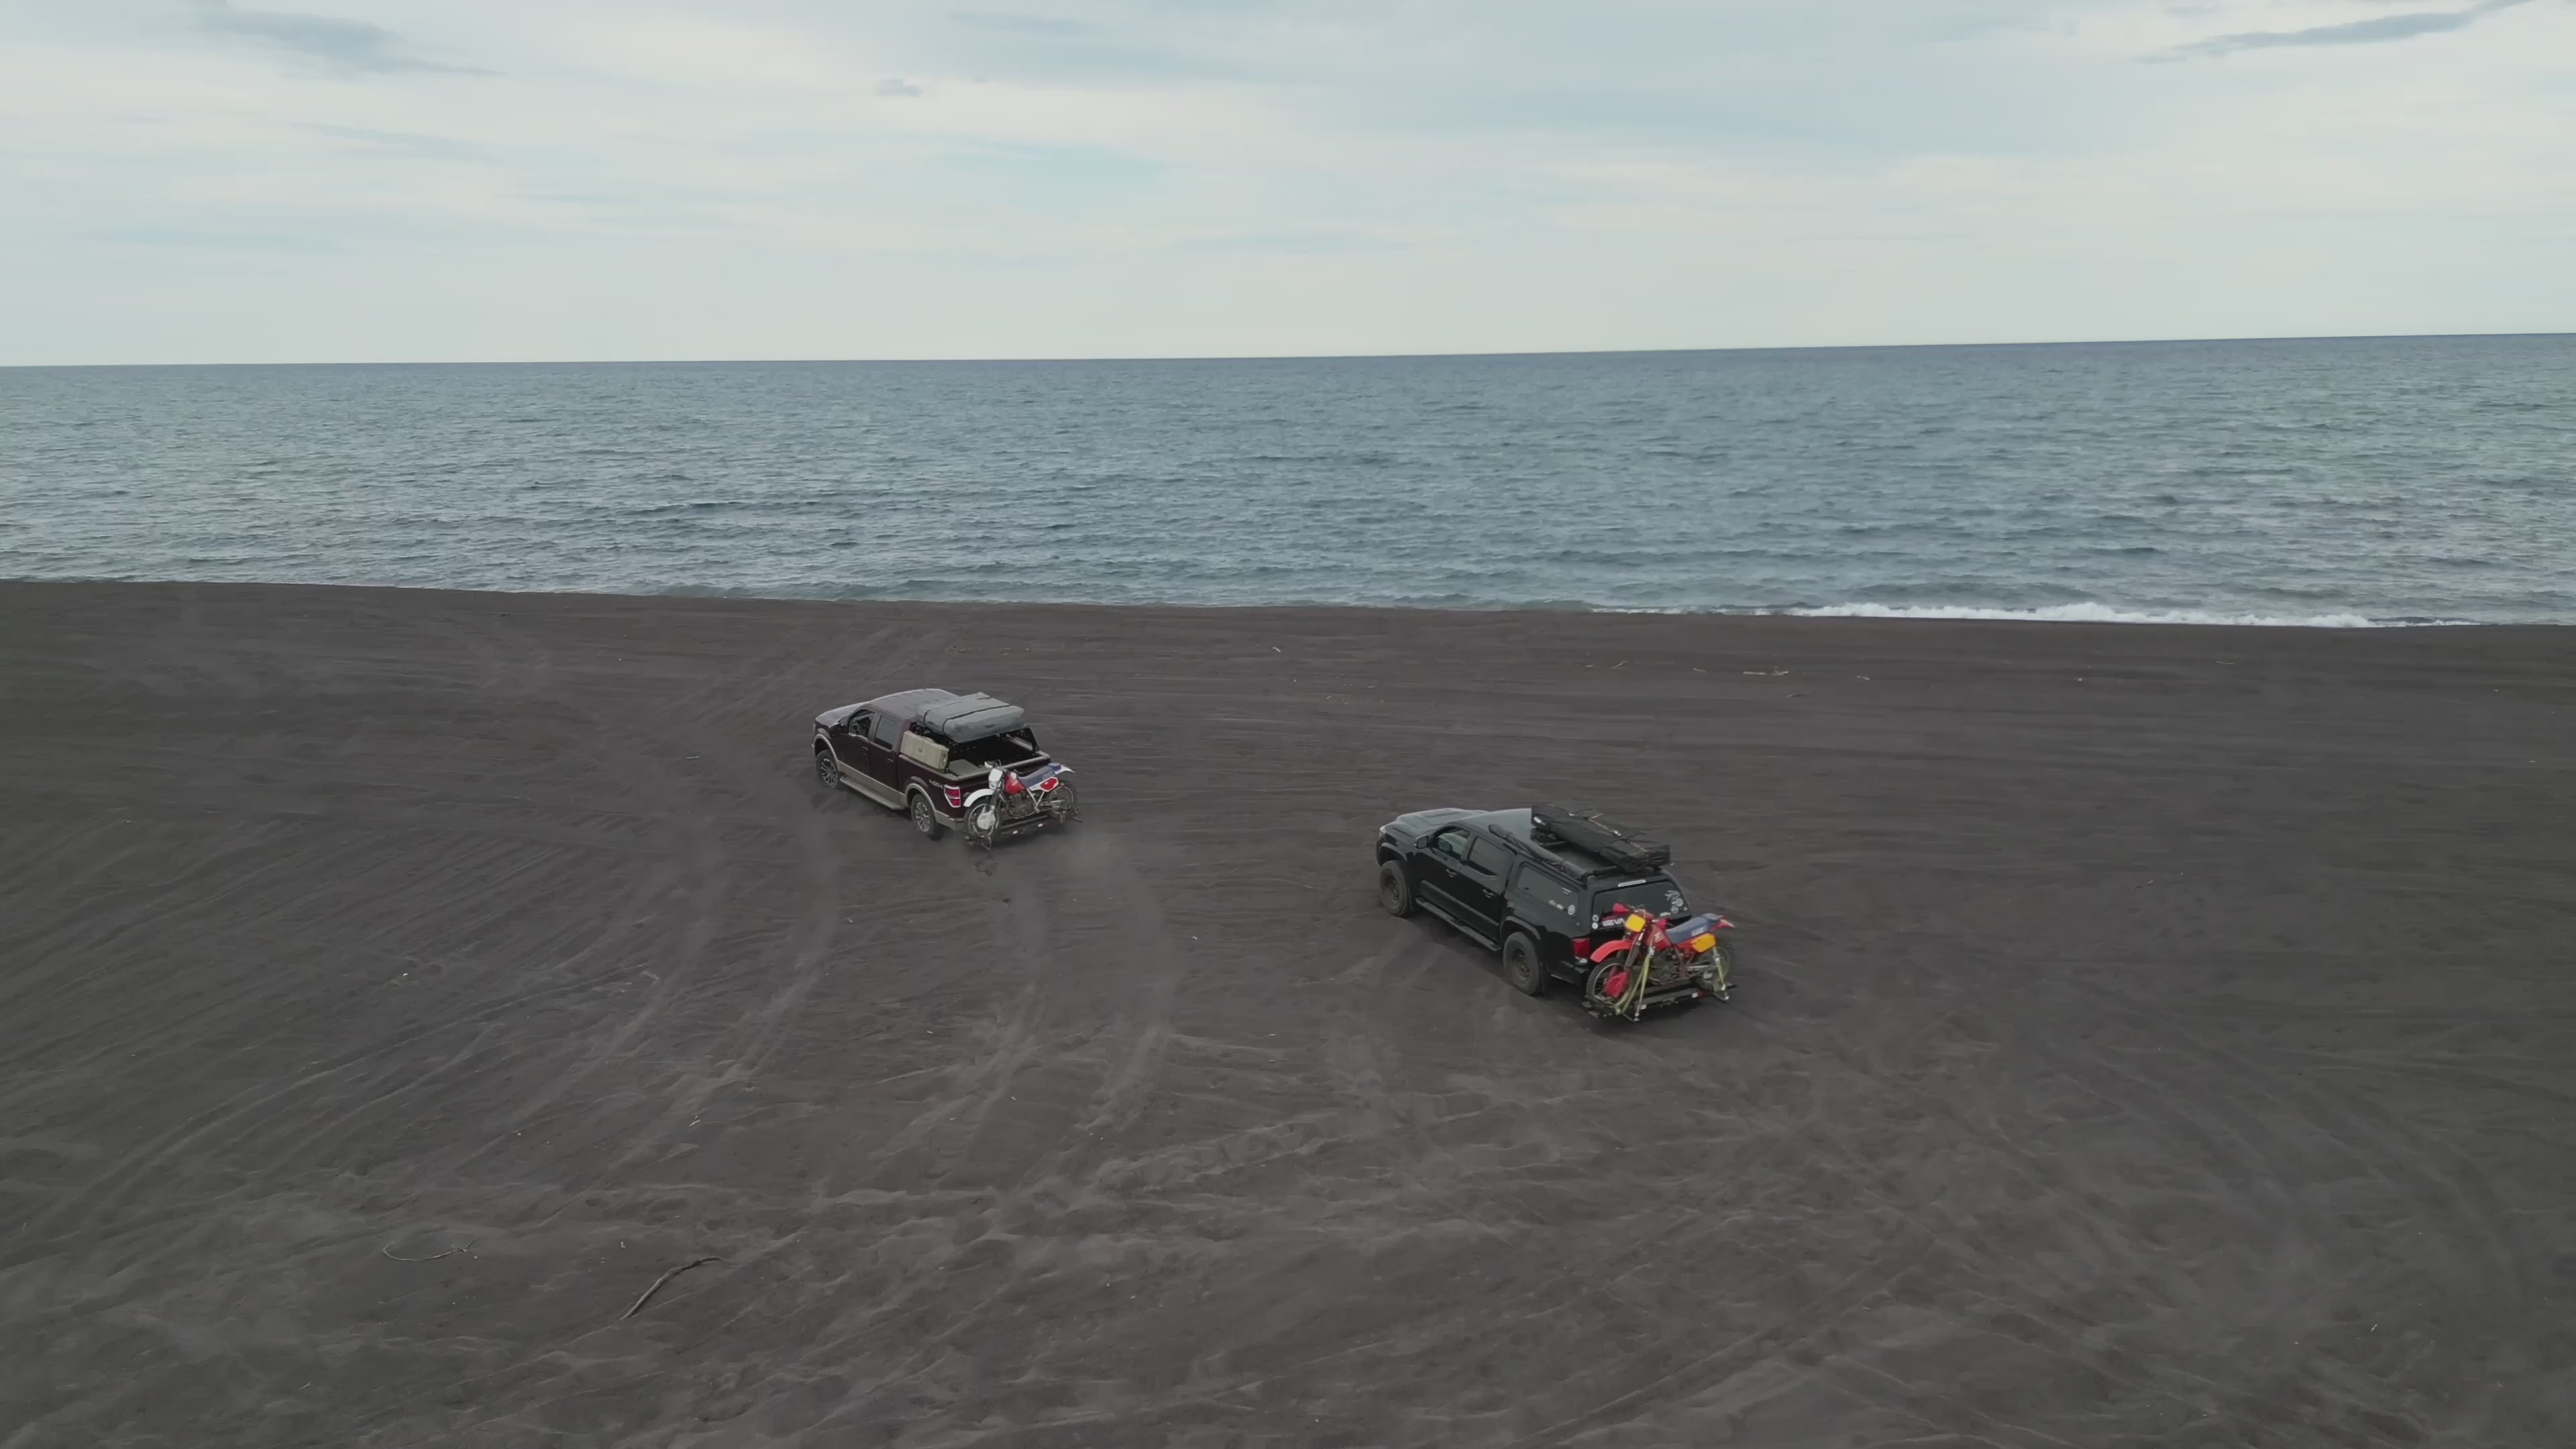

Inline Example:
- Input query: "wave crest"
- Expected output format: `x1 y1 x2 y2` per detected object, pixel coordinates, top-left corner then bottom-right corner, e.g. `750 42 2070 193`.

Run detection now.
1774 602 2469 629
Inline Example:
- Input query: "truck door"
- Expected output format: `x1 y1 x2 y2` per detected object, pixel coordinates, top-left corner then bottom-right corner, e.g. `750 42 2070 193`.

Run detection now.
1451 833 1511 941
1506 862 1583 962
829 711 875 781
1417 825 1474 916
844 710 906 804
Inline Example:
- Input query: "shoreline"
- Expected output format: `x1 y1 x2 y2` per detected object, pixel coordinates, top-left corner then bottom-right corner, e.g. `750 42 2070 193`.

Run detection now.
1 577 2551 631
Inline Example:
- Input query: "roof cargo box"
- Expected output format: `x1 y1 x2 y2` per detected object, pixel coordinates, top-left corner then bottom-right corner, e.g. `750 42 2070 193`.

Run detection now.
1532 806 1672 871
918 692 1026 743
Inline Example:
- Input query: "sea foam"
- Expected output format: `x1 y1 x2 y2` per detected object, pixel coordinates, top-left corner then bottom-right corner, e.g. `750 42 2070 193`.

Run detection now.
1774 602 2469 629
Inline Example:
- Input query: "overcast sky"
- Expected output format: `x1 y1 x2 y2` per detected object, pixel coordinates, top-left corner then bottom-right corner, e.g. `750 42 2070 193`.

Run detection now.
3 1 2570 364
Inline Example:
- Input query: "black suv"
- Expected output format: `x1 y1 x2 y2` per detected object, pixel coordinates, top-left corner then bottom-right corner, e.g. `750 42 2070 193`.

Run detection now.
1376 806 1717 1008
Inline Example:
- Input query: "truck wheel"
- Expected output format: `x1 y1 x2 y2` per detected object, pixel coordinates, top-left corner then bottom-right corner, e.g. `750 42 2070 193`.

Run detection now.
908 791 945 840
814 747 839 792
1503 932 1548 998
1377 861 1417 917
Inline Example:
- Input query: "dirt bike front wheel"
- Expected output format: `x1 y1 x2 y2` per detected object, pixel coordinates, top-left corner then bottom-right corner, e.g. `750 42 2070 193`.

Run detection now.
1585 953 1647 1018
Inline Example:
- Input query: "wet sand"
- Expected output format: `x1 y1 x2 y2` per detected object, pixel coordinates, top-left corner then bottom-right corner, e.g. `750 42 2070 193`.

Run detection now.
2 580 2571 1447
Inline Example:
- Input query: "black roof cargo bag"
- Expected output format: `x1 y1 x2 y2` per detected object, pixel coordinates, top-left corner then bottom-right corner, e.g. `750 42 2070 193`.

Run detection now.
1532 806 1672 871
918 692 1026 743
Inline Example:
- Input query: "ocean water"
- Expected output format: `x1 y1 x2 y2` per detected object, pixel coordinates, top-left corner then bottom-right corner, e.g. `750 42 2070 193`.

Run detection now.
5 336 2572 625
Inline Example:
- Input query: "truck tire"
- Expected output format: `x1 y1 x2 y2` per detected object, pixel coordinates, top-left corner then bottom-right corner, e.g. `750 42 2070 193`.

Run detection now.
814 746 839 792
1377 860 1417 917
908 790 946 840
1503 932 1548 998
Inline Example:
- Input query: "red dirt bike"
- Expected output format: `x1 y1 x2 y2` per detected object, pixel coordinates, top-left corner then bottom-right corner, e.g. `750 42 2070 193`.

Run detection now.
1583 904 1735 1020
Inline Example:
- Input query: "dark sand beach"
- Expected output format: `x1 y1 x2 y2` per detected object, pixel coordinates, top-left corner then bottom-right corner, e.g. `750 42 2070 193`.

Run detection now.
2 580 2570 1447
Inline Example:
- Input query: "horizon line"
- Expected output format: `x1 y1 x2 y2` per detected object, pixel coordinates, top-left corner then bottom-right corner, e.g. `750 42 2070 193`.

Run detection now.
7 330 2571 371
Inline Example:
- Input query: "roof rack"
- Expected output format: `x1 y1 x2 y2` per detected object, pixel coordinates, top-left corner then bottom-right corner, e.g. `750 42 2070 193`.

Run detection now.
1531 806 1672 872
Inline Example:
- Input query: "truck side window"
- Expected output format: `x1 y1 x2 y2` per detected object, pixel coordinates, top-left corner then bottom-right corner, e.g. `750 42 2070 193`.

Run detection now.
1432 828 1468 861
1464 836 1506 874
1510 866 1580 923
870 713 902 748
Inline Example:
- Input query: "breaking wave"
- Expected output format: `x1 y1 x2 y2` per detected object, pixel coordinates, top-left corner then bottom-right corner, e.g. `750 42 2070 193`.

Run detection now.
1773 602 2475 629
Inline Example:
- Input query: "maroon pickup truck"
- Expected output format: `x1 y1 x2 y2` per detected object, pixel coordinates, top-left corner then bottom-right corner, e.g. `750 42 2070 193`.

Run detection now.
812 688 1077 845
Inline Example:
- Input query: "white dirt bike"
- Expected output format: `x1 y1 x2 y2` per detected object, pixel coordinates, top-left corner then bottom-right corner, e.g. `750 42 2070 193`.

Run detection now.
961 762 1077 849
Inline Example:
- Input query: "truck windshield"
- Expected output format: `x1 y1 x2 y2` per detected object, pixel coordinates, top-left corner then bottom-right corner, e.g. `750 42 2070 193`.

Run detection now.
1590 878 1686 924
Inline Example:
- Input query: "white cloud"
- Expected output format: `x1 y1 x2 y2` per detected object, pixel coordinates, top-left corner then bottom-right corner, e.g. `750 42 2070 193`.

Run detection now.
0 1 2569 363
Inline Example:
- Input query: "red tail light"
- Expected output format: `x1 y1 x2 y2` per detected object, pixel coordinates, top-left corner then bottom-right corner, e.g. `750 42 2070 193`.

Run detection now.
1569 936 1590 957
941 786 963 810
1714 916 1734 930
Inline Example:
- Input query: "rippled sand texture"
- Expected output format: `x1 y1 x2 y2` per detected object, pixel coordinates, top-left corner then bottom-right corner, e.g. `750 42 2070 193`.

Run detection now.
1 581 2570 1446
